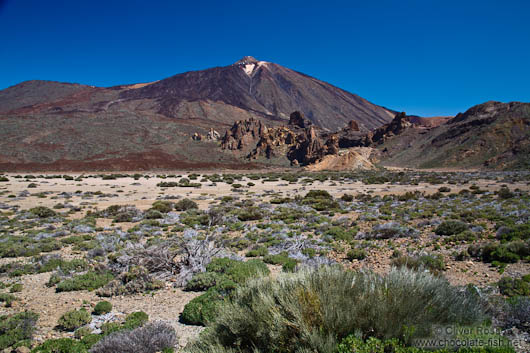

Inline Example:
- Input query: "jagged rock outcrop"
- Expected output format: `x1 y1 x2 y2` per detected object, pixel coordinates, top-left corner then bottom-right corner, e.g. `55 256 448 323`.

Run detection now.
220 118 268 151
370 112 413 144
207 128 221 141
248 127 297 159
192 128 221 141
220 112 385 167
346 120 360 131
288 111 313 129
335 112 415 148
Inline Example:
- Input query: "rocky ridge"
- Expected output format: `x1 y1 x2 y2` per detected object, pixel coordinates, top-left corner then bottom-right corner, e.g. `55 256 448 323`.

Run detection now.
220 111 422 169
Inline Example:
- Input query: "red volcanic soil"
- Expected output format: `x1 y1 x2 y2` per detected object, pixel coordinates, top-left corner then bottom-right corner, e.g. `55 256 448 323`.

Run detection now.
0 150 261 172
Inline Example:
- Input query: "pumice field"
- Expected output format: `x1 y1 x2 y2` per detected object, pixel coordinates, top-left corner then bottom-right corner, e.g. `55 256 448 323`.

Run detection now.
0 170 529 352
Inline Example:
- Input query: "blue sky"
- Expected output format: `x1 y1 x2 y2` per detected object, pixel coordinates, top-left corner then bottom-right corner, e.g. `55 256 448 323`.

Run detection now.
0 0 529 116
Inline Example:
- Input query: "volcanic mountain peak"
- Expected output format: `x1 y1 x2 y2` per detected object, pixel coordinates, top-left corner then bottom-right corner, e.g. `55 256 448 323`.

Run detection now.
234 56 260 65
233 56 269 76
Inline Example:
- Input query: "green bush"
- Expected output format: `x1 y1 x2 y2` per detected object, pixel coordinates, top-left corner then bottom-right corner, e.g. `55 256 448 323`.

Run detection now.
185 272 225 291
498 276 530 297
56 271 114 292
206 258 270 284
181 259 269 326
123 311 149 329
237 207 263 221
190 266 484 352
10 283 23 293
0 311 38 349
80 334 101 349
341 194 354 202
246 246 269 257
263 252 298 272
302 190 340 211
325 226 356 241
150 201 173 213
0 293 16 307
29 206 56 218
57 309 91 331
435 221 469 236
180 288 224 325
174 198 198 211
304 190 333 199
93 301 112 315
347 248 367 261
497 187 515 199
471 241 530 264
144 209 163 219
31 338 88 353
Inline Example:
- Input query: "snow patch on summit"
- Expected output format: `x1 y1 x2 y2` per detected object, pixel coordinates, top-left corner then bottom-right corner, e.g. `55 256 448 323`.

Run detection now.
243 64 255 76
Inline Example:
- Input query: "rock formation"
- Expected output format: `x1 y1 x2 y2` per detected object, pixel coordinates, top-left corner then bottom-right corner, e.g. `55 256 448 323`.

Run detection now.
220 118 268 151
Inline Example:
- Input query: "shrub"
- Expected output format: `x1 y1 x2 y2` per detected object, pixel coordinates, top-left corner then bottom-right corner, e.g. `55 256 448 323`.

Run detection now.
392 254 446 275
206 258 270 284
181 259 269 325
150 201 173 213
29 206 56 218
190 266 484 352
347 248 367 261
498 276 530 297
89 321 176 353
97 266 163 297
57 309 91 331
124 311 149 330
236 207 263 221
341 194 354 202
263 252 298 272
496 223 530 242
31 338 88 353
144 209 163 219
302 190 340 211
185 272 224 291
304 190 332 199
471 241 530 264
435 220 469 236
325 226 356 241
180 288 223 325
498 187 515 199
246 246 269 257
0 311 38 349
368 222 415 240
10 283 23 293
93 301 112 315
501 296 530 331
56 271 114 292
0 293 16 307
174 198 198 211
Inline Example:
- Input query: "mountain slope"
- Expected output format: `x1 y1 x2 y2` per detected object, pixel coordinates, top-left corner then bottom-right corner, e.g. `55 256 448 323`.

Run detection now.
120 56 394 131
378 101 530 170
0 57 394 171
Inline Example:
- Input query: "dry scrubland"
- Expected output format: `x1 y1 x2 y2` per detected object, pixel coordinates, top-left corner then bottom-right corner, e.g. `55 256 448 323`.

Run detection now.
0 169 529 353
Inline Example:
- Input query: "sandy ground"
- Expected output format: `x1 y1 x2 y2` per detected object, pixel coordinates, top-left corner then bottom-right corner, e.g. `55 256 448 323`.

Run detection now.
1 172 529 350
